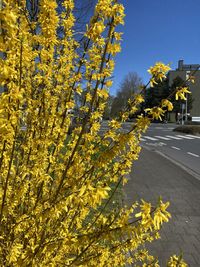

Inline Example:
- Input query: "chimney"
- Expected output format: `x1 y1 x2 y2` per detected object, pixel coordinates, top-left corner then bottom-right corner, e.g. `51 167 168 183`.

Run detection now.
178 60 184 70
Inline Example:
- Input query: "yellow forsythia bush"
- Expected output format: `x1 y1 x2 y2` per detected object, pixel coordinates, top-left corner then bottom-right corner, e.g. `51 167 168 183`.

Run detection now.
0 0 188 266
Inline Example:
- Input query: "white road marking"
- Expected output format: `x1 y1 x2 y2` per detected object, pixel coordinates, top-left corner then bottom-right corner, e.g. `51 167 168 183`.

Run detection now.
187 152 200 158
176 135 194 140
155 127 163 129
145 142 166 147
160 142 167 146
155 135 171 140
171 146 181 150
140 138 147 141
165 135 182 140
167 127 174 130
186 135 200 139
143 136 158 141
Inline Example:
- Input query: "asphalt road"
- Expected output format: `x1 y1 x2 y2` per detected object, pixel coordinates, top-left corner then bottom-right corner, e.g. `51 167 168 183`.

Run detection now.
101 121 200 178
140 123 200 179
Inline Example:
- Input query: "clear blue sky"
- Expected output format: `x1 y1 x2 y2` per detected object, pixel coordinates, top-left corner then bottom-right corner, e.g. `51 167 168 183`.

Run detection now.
111 0 200 95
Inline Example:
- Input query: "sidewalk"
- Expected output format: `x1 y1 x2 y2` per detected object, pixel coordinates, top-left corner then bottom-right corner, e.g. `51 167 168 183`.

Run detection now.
125 147 200 266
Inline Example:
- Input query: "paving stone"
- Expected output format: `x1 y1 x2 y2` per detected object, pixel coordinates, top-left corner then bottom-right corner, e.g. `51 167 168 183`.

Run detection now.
125 148 200 265
192 253 200 265
181 253 198 266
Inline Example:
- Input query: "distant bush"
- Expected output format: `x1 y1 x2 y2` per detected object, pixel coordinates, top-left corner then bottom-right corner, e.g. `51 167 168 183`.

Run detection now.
173 125 200 134
185 121 200 125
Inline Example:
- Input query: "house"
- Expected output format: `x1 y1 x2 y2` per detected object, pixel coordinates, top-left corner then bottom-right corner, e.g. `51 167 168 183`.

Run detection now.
168 60 200 120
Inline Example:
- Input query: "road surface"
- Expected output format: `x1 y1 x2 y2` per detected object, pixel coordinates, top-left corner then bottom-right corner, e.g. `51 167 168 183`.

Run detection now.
140 123 200 179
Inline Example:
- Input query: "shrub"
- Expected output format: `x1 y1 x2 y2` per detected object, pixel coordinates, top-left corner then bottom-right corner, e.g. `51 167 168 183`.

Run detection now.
174 125 200 134
0 1 188 266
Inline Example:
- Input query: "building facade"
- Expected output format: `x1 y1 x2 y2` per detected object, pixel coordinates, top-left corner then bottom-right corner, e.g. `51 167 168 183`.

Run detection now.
168 60 200 117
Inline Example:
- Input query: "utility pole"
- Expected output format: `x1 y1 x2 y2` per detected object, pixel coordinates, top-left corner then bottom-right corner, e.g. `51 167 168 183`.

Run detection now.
185 71 191 123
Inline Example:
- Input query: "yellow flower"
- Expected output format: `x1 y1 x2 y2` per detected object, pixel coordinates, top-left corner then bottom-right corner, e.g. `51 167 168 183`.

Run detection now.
86 92 92 102
145 107 165 120
97 89 109 99
175 87 191 100
136 115 151 132
148 62 171 86
105 80 113 87
108 119 121 129
86 20 105 41
114 32 123 41
161 99 173 111
134 94 144 104
107 43 121 56
167 255 188 267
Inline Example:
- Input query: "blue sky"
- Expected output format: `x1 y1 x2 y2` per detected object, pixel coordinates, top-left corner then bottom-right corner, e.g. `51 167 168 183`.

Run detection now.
111 0 200 95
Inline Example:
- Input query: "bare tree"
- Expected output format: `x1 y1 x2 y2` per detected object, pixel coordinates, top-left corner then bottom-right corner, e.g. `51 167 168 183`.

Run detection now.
103 94 115 119
74 0 96 33
25 0 96 33
111 72 143 117
24 0 96 107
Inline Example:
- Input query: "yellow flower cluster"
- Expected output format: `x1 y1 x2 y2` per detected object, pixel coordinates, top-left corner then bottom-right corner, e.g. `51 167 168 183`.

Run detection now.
135 199 171 230
161 99 173 111
145 107 165 121
148 62 171 87
167 255 188 267
0 0 187 266
86 20 105 41
175 87 191 100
